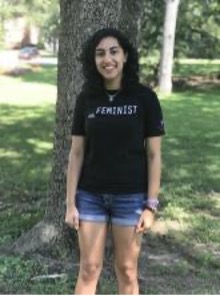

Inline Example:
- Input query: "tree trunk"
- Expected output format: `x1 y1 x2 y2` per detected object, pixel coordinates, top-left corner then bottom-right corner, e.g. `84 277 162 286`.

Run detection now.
11 0 143 256
158 0 180 93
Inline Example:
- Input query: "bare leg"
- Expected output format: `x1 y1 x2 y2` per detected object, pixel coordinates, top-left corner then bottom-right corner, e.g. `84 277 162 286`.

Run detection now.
112 225 142 295
74 221 108 295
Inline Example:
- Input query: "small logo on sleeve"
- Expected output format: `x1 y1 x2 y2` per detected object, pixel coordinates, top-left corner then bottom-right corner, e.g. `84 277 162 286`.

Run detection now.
88 113 96 119
158 120 165 130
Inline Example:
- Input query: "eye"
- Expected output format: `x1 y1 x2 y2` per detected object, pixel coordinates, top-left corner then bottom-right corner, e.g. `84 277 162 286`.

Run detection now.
110 49 118 55
95 50 105 57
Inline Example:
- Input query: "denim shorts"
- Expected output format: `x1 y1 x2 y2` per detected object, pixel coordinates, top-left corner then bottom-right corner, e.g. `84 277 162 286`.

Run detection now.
75 189 146 226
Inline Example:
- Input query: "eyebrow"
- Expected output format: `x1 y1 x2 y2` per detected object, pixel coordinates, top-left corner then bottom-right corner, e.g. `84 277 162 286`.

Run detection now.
95 46 119 52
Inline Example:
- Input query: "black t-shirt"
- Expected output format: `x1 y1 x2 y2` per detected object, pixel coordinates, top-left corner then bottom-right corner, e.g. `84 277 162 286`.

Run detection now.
71 83 165 194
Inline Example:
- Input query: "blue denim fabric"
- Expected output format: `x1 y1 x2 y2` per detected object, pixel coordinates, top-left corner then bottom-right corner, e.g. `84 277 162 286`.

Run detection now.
75 189 146 226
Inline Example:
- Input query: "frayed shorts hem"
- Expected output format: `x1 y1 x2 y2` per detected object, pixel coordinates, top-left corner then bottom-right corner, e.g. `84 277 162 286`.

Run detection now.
76 189 146 227
79 215 140 227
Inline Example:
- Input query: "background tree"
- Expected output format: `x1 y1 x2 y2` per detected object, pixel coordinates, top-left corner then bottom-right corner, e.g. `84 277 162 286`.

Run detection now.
0 0 59 48
1 0 219 57
175 0 220 59
11 0 143 256
41 2 60 53
158 0 180 93
140 0 220 86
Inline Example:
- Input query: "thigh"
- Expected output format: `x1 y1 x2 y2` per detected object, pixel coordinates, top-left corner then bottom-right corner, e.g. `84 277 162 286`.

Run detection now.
112 225 143 266
78 221 108 264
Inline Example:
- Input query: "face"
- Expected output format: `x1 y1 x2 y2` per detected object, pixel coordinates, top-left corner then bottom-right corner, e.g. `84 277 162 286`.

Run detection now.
95 37 127 89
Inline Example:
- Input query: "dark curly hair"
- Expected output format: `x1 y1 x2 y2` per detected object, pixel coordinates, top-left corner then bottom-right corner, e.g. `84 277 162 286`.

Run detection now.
80 28 139 96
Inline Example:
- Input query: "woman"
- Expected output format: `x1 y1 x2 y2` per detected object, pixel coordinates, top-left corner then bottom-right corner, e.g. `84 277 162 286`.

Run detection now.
65 28 165 295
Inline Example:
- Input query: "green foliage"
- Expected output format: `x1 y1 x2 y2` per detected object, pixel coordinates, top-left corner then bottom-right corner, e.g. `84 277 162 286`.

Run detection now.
41 2 60 45
140 0 165 56
0 0 59 48
140 0 220 82
2 0 219 59
176 0 220 58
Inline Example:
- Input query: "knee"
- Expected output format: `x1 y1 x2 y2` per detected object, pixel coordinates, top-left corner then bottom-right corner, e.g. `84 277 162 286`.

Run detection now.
115 262 137 283
80 261 102 282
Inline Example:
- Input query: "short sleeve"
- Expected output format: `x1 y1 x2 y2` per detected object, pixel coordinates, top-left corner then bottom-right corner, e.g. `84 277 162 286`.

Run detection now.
144 91 165 138
71 94 85 135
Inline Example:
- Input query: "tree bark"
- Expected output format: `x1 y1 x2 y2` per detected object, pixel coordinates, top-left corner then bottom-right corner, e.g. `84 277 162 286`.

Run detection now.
159 0 180 93
11 0 143 256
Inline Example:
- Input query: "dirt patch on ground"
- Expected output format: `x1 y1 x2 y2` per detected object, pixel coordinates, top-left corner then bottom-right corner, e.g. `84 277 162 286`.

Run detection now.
137 234 220 294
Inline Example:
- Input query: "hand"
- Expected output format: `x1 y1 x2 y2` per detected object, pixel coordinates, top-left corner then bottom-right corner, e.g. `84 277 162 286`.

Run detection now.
136 209 155 234
65 205 79 230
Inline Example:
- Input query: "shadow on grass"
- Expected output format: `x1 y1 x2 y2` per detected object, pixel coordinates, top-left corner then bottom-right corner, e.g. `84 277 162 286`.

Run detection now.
162 84 220 192
21 65 57 86
159 83 220 250
0 103 55 201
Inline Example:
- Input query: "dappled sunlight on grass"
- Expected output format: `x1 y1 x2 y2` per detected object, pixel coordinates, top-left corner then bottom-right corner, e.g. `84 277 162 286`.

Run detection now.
0 78 56 106
26 139 52 154
20 65 57 86
0 64 57 106
159 81 220 251
0 103 55 201
161 84 220 191
163 204 190 221
189 215 220 243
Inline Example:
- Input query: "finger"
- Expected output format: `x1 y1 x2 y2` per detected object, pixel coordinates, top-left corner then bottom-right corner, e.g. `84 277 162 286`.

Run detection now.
136 222 145 233
66 220 74 228
74 215 79 231
65 217 70 226
136 216 143 229
65 216 75 228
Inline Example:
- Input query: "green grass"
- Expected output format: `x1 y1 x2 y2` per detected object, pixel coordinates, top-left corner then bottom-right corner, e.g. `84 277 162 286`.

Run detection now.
140 57 220 78
0 66 55 247
0 66 57 105
160 84 220 246
0 61 220 294
173 60 220 76
0 256 74 294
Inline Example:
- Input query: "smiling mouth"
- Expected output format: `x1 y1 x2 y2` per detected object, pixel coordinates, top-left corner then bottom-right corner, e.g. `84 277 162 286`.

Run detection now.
103 65 116 71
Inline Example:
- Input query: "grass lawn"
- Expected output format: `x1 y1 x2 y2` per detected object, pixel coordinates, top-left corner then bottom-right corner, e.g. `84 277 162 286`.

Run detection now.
140 57 220 80
0 60 220 294
173 59 220 77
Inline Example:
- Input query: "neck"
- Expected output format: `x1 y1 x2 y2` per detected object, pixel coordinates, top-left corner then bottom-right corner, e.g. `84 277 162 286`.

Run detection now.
104 78 122 90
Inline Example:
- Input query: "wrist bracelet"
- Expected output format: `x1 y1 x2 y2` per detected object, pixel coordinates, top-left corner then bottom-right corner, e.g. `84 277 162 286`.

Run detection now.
145 198 159 212
145 206 157 214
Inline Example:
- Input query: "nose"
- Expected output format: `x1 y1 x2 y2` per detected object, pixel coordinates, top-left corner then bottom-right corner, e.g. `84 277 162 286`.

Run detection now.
103 52 112 63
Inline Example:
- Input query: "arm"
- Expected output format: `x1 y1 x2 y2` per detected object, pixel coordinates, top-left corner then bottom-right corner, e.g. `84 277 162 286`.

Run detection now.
66 135 85 207
65 135 85 229
146 136 162 199
136 136 162 233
